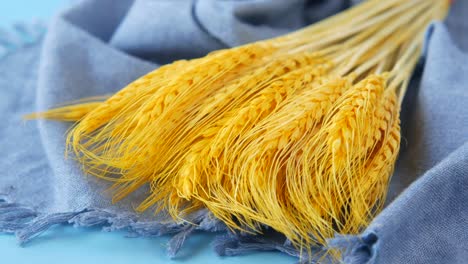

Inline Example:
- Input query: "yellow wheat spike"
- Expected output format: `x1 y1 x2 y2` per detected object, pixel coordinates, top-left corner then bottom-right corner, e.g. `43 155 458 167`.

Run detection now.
346 89 400 229
290 75 386 236
363 112 401 214
326 75 386 171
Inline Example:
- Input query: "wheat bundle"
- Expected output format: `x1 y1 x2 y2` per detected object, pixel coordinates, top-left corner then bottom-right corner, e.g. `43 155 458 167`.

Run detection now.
29 0 451 255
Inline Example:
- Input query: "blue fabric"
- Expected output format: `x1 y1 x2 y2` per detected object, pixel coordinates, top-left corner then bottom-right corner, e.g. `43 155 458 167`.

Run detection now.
0 0 467 263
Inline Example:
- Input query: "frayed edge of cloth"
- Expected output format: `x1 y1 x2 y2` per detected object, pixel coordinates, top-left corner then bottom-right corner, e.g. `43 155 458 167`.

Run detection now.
0 196 225 258
0 21 46 59
213 230 380 263
212 232 313 260
0 196 379 263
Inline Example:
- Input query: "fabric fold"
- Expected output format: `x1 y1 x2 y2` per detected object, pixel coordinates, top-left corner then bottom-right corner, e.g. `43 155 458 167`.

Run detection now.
110 0 225 64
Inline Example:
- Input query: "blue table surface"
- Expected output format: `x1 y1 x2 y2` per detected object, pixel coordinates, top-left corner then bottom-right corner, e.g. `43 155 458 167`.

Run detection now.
0 1 295 263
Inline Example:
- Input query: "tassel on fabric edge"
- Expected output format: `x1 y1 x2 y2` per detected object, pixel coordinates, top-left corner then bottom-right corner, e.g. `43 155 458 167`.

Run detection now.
0 196 225 258
1 195 368 261
0 21 46 59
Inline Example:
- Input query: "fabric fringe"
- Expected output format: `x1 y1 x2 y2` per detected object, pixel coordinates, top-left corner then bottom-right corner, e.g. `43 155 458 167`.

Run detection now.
213 232 302 258
212 229 379 263
0 196 226 258
0 196 378 262
0 21 46 58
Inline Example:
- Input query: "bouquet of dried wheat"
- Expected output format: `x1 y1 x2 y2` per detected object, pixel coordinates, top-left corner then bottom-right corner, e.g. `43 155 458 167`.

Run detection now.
29 0 451 257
